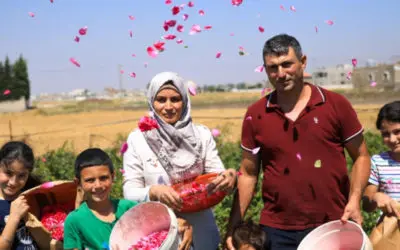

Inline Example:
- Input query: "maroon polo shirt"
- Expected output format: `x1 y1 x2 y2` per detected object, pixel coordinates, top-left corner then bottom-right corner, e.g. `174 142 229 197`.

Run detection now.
241 83 363 230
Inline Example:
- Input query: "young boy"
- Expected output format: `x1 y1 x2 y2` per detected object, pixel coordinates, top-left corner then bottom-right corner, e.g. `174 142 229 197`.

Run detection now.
63 148 138 250
232 220 268 250
363 101 400 217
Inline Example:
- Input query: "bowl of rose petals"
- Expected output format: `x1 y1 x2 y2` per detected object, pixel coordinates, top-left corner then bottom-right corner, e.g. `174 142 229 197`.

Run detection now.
109 202 179 250
172 173 227 213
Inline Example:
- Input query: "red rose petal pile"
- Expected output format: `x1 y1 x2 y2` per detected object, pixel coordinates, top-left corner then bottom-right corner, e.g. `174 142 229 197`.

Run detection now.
129 229 169 250
41 203 74 241
138 116 159 132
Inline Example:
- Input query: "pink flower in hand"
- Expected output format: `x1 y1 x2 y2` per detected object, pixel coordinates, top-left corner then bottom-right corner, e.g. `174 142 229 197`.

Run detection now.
138 116 159 131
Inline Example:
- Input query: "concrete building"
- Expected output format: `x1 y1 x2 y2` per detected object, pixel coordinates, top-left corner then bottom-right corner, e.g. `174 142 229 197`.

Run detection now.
312 64 353 89
352 62 400 91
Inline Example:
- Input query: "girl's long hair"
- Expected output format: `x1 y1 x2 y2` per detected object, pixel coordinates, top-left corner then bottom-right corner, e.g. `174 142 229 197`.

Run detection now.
0 141 42 192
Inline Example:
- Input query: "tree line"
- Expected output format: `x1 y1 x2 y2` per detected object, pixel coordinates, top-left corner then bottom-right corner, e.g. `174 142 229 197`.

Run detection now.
0 55 31 104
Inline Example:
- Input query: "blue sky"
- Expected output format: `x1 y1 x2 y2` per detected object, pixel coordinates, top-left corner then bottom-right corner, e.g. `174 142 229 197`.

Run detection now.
1 0 399 95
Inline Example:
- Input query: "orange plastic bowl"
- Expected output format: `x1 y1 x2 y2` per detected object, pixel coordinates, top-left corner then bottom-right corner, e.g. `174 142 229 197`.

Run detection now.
172 173 227 213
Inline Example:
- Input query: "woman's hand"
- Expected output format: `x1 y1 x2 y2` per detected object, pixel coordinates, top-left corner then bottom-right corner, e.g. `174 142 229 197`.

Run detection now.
149 185 183 211
373 192 400 218
208 169 237 195
177 218 193 250
10 195 29 220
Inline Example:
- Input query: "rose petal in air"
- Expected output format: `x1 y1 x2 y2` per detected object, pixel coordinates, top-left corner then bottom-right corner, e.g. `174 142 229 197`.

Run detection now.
245 116 252 121
182 14 189 21
41 157 47 162
211 129 221 137
188 86 197 96
41 182 55 189
230 33 235 36
129 72 136 78
120 142 128 154
129 30 133 38
119 169 126 174
147 47 158 58
258 26 265 33
280 5 285 11
231 0 243 6
28 12 35 17
296 153 302 161
204 25 212 30
315 26 318 33
165 20 177 27
352 58 358 67
216 52 222 58
176 39 184 44
252 147 260 155
144 62 148 68
128 15 135 20
3 89 11 95
346 71 352 80
325 20 334 25
237 171 242 176
69 57 81 67
177 25 184 32
199 10 205 16
189 24 201 35
172 6 180 15
290 5 296 12
153 41 165 51
79 26 88 36
74 36 80 42
370 81 377 87
188 1 194 7
50 0 54 3
165 0 172 4
254 65 264 73
162 34 177 40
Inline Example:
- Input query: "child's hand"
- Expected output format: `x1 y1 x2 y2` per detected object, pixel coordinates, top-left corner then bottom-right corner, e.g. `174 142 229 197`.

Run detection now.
373 192 400 218
177 218 193 250
10 195 30 220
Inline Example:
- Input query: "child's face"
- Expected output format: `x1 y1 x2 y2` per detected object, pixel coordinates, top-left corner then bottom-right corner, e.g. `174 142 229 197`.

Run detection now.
0 161 29 199
380 120 400 154
78 165 114 203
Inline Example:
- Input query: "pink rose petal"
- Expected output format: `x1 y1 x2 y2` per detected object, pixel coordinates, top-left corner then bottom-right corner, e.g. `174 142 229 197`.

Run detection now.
165 0 172 4
352 58 358 67
41 182 55 189
346 71 352 80
325 20 334 25
176 39 184 44
216 52 222 59
172 6 180 15
290 5 296 12
162 34 176 40
315 26 318 33
296 153 302 161
69 57 80 67
144 62 148 68
252 147 260 155
120 142 128 154
204 25 212 30
237 171 242 176
131 54 136 57
129 72 136 78
229 33 235 36
254 65 264 73
128 15 135 20
129 30 133 38
189 24 201 35
258 26 265 33
280 5 285 11
232 0 243 6
370 81 377 87
188 1 194 7
79 26 88 36
147 47 158 58
119 169 126 174
188 86 197 96
177 24 184 32
120 69 124 74
182 14 189 21
245 116 252 121
41 157 47 162
28 12 35 17
3 89 11 95
165 20 177 27
74 36 80 42
211 128 221 137
199 10 205 16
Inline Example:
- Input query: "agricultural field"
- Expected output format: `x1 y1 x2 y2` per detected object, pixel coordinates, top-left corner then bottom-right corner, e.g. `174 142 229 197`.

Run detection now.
0 91 388 156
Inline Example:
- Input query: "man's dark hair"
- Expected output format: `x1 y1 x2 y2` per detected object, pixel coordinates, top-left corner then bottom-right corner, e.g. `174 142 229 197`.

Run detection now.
376 101 400 130
232 220 268 250
262 34 303 63
74 148 114 179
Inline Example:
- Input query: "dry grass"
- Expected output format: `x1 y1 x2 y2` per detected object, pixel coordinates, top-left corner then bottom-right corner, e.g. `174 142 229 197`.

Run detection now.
0 100 381 156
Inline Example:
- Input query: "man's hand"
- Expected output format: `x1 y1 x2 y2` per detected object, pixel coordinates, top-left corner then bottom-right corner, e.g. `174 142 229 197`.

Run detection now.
373 192 400 218
341 198 363 225
177 218 193 250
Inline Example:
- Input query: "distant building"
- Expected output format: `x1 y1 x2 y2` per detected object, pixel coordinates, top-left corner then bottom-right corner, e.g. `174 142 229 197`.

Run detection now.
352 62 400 91
312 64 353 89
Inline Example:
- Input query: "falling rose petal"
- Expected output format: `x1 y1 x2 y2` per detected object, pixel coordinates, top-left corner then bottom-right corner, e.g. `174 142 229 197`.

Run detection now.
79 26 88 35
352 58 358 67
239 46 245 51
296 153 302 161
163 24 169 32
325 20 334 25
237 171 242 176
188 86 197 96
153 41 165 51
129 72 136 78
216 52 222 59
229 32 235 36
3 89 11 96
177 24 184 32
120 142 128 154
41 182 55 189
254 65 264 73
211 129 221 138
258 26 265 33
131 54 136 57
314 159 322 168
144 62 148 68
176 39 184 44
346 71 352 80
69 57 81 67
252 147 260 155
129 30 133 38
199 10 205 16
182 14 189 21
231 0 243 6
41 157 47 162
280 5 285 11
50 0 54 3
28 12 35 17
165 0 172 4
147 47 158 58
188 1 194 7
290 5 296 12
162 34 177 40
261 88 267 96
120 70 124 74
119 169 126 175
128 15 135 20
204 25 212 30
245 116 252 121
165 20 177 27
74 36 80 42
189 24 201 35
172 6 180 15
315 26 318 33
179 3 186 9
370 81 377 87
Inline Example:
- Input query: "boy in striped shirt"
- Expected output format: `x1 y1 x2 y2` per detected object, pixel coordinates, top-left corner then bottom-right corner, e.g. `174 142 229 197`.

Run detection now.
363 101 400 217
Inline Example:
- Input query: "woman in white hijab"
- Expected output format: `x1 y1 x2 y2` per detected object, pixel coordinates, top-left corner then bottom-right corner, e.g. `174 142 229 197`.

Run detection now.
123 72 237 250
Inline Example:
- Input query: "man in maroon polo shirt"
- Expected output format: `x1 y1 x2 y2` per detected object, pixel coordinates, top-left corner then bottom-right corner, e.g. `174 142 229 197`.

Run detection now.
225 34 371 250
